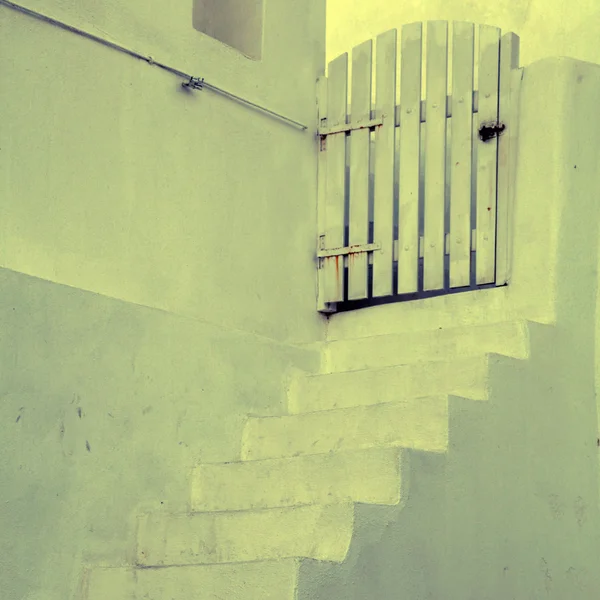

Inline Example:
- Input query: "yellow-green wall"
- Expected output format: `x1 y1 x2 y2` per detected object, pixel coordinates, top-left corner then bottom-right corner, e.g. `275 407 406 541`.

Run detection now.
326 0 600 67
3 1 600 598
0 1 325 598
0 0 326 345
0 269 321 599
300 52 600 597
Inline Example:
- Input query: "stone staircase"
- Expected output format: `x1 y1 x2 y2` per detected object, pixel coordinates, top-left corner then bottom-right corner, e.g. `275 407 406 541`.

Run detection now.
82 319 534 599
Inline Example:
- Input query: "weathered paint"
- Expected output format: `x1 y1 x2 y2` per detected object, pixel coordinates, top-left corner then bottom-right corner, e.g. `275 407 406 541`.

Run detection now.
3 1 600 599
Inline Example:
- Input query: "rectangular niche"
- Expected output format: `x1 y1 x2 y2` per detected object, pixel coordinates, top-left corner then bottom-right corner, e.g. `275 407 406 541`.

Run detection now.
193 0 264 60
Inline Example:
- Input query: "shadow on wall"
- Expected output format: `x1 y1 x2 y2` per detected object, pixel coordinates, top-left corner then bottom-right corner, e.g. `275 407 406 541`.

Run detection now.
298 324 600 599
192 0 265 60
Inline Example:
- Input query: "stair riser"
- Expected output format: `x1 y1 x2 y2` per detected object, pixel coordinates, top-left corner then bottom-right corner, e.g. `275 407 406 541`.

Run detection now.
288 357 489 414
136 504 354 567
322 321 529 374
191 448 405 512
242 395 448 461
82 561 300 600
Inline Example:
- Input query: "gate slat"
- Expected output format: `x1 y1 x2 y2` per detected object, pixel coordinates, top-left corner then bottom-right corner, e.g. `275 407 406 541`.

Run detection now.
475 25 500 284
423 21 449 291
317 19 516 313
372 29 397 298
449 21 475 288
316 75 331 312
495 32 520 286
323 53 349 302
348 40 373 300
397 22 422 295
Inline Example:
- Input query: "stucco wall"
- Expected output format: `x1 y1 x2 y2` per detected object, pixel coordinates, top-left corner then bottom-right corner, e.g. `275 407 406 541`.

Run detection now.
4 2 600 599
0 268 321 600
300 54 600 600
0 2 326 599
327 0 600 554
327 0 600 68
0 0 326 344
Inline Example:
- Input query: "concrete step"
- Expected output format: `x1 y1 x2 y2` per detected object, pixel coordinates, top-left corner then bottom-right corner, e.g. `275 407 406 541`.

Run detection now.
288 355 491 414
136 503 354 566
242 394 448 461
325 287 553 340
322 320 530 374
191 447 406 512
82 560 301 600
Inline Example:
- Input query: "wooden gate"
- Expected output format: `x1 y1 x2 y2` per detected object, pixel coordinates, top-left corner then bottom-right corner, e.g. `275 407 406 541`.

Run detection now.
316 21 523 313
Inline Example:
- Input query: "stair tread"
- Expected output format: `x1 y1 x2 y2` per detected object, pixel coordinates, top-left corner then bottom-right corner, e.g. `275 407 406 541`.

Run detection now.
328 319 525 344
325 288 525 340
243 394 449 460
84 560 300 600
192 447 405 511
322 320 529 373
136 503 354 566
289 355 491 414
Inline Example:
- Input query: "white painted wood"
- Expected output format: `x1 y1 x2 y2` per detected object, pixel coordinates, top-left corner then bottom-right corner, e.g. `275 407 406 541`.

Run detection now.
348 40 373 300
495 32 520 286
423 21 448 292
323 53 348 302
475 25 501 284
449 21 475 289
372 28 397 298
317 20 514 310
397 21 422 294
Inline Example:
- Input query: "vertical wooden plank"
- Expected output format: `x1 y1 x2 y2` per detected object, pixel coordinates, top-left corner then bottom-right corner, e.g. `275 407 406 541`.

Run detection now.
448 22 475 289
323 53 349 302
495 32 520 286
475 25 500 284
316 75 333 312
372 29 397 298
423 21 448 291
348 40 373 300
397 22 422 294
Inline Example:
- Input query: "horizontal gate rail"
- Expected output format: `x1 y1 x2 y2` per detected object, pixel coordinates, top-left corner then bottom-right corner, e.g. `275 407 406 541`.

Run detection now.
316 20 522 313
318 91 481 136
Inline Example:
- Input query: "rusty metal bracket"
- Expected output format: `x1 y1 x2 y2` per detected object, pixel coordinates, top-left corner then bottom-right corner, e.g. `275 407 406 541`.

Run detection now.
317 242 381 259
318 115 384 137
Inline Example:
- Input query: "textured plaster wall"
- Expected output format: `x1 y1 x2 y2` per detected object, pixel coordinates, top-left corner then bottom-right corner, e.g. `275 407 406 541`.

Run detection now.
327 0 600 68
0 1 326 598
328 1 600 573
0 0 326 344
300 324 600 599
0 269 321 600
299 55 600 600
4 2 600 599
325 3 600 581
